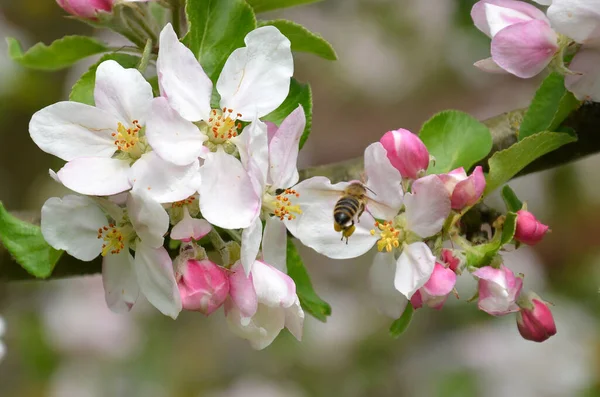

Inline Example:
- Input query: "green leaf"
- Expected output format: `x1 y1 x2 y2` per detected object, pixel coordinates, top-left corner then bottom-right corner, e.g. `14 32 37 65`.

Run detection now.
70 53 141 106
286 238 331 322
500 212 518 246
419 110 493 174
246 0 322 13
463 212 517 268
264 78 313 149
185 0 256 82
0 203 62 278
519 72 581 140
389 303 414 338
6 36 108 71
484 131 577 195
259 20 336 60
501 185 523 213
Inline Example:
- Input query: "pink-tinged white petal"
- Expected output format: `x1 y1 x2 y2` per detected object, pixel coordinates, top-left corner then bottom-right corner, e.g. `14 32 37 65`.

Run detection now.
394 242 436 299
102 249 139 313
472 0 549 37
41 195 106 261
422 263 457 296
157 23 213 122
228 261 258 319
283 177 378 260
134 242 182 319
199 149 261 229
404 175 451 238
547 0 600 46
29 101 119 161
233 120 269 192
450 166 486 209
491 20 558 78
364 142 404 220
268 105 305 189
474 57 510 73
226 303 286 350
129 152 199 203
565 47 600 102
178 259 229 315
145 97 207 166
170 208 211 242
241 216 263 276
262 217 288 272
94 60 153 125
126 188 169 248
266 121 278 144
369 252 409 318
439 167 468 194
284 298 304 341
217 26 293 120
379 129 429 180
251 260 296 309
473 265 523 315
57 157 132 196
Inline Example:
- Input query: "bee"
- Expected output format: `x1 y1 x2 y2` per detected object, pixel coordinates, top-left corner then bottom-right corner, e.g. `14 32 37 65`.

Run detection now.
333 182 374 244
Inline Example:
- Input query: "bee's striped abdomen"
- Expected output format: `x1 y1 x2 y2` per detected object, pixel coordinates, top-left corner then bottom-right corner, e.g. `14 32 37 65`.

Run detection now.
334 197 360 226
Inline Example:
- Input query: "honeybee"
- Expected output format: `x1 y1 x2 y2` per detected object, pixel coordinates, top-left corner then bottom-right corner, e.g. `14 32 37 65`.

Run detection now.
333 182 374 244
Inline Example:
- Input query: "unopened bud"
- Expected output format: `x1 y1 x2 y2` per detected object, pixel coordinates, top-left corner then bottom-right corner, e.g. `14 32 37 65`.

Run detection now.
56 0 114 19
473 265 522 316
178 259 229 315
379 129 429 180
516 292 557 342
514 210 549 245
439 166 485 210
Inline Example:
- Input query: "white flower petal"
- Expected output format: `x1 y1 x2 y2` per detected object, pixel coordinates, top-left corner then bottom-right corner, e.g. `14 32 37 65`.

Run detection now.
41 195 106 261
252 260 296 308
145 97 207 166
157 23 213 122
284 177 377 259
57 157 132 196
94 60 153 125
127 188 169 248
233 120 269 193
29 102 118 161
284 298 304 341
241 216 263 276
369 252 409 318
134 242 182 319
170 208 212 242
262 216 288 272
130 152 200 203
364 142 404 220
548 0 600 46
226 303 285 350
394 242 436 299
102 249 139 313
268 105 305 189
199 149 261 229
404 175 451 238
217 26 293 120
565 47 600 102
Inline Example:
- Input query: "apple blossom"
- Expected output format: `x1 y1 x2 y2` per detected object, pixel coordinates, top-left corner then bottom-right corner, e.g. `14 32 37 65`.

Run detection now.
145 23 293 229
41 191 182 318
379 129 429 179
177 259 229 315
225 260 303 350
546 0 600 46
473 265 523 315
471 0 559 78
516 292 557 342
29 60 198 202
514 209 549 245
410 262 457 310
439 166 486 210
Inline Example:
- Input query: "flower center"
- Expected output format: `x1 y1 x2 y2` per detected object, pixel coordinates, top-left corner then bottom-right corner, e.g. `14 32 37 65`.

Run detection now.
207 108 242 144
171 196 196 208
112 121 142 155
264 189 302 221
370 221 401 252
97 224 125 256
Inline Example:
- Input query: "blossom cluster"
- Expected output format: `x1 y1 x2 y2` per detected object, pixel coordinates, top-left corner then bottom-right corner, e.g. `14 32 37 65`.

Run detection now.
472 0 600 101
290 129 556 342
33 23 305 350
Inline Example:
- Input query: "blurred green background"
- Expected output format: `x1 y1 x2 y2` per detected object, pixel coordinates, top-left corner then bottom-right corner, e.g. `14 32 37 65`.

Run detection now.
1 1 600 396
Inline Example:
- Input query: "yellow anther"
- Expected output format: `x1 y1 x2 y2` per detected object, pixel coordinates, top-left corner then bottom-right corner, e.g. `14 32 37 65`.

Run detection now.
268 188 302 221
97 224 125 256
112 121 141 153
208 108 242 143
370 221 401 253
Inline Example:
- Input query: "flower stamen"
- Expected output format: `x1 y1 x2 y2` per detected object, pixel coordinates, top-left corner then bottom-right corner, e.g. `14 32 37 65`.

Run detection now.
112 120 141 153
208 108 242 143
171 196 196 208
270 189 302 221
97 224 125 256
370 220 401 252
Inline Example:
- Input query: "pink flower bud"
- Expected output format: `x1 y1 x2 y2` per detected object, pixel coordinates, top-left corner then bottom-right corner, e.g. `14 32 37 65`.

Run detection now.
410 262 457 310
439 166 486 210
471 1 559 78
473 265 522 316
516 293 557 342
441 248 461 273
379 129 429 179
56 0 114 19
514 210 549 245
177 260 229 315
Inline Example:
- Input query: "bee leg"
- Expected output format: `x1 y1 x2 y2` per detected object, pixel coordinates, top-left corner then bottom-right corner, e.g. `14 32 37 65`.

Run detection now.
356 205 365 223
342 222 356 244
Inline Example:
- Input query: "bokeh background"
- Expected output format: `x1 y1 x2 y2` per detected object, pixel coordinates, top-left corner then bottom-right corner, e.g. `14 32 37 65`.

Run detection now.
1 1 599 396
